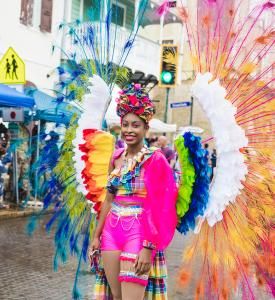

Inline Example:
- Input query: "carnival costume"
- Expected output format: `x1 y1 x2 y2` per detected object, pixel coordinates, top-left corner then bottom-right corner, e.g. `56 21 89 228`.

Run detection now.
28 1 274 299
94 84 178 298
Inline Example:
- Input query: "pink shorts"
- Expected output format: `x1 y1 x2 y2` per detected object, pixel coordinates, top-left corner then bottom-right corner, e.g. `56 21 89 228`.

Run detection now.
101 202 151 286
101 211 143 252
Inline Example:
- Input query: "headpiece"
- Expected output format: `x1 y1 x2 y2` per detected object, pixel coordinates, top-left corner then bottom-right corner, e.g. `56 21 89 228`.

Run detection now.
116 83 154 123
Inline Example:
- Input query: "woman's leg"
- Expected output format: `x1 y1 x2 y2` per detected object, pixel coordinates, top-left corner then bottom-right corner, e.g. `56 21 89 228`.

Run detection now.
120 259 148 300
101 251 122 300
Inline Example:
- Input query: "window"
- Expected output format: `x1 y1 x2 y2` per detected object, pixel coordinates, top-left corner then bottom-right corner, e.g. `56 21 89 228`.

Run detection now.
40 0 53 32
20 0 34 26
111 3 126 27
20 0 52 32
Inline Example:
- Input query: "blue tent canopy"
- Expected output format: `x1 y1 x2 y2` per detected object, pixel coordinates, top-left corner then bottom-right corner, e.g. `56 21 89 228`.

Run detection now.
27 89 81 125
0 84 35 108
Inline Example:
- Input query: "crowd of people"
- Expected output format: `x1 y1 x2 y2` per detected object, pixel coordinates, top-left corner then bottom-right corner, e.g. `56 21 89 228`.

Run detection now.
115 131 217 181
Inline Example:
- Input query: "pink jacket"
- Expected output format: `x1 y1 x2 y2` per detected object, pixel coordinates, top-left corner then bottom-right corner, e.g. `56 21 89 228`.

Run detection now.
112 148 178 250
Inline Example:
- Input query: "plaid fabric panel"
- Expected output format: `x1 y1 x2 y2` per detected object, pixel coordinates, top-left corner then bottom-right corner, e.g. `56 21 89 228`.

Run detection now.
94 270 113 300
93 250 167 299
145 278 168 300
116 168 147 197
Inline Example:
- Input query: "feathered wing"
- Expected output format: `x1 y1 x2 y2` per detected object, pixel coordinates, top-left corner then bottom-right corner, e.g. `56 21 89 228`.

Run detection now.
27 2 149 298
175 132 210 234
166 1 275 299
28 75 114 298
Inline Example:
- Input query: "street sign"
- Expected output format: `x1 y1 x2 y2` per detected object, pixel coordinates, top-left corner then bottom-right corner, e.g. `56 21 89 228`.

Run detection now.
0 47 26 84
2 107 24 122
170 101 191 108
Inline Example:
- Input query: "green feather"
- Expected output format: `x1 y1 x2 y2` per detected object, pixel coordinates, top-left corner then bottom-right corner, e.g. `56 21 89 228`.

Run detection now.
174 136 196 219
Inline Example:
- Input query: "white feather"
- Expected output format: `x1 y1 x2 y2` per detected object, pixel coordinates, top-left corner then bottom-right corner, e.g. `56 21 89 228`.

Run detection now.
71 75 111 199
192 73 248 229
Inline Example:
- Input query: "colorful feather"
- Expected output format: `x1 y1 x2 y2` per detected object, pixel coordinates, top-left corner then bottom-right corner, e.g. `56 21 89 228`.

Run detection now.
174 135 195 220
176 132 210 234
176 1 275 298
25 2 149 299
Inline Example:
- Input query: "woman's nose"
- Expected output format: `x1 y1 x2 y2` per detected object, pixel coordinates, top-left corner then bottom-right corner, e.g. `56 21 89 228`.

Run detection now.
125 126 133 132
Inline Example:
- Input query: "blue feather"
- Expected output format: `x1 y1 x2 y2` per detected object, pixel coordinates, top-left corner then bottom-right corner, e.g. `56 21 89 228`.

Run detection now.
105 8 112 53
177 132 210 234
72 285 82 300
26 216 38 236
53 251 59 272
86 25 95 46
46 210 60 232
57 66 65 75
123 39 135 52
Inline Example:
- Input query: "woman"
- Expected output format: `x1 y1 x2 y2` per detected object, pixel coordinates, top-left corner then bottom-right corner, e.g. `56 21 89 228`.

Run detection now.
90 84 178 300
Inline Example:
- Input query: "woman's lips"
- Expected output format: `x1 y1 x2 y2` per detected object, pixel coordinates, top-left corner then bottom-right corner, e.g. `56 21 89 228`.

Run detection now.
124 135 136 141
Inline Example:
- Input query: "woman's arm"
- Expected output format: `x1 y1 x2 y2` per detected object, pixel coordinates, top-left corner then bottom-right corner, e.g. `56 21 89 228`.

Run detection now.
90 160 115 251
93 191 114 240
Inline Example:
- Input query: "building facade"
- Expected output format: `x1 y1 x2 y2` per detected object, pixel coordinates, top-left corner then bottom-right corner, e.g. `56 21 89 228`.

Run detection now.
0 0 272 140
0 0 65 92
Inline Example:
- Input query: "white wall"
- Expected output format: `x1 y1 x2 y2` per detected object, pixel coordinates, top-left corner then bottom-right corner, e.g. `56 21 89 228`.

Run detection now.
0 0 66 93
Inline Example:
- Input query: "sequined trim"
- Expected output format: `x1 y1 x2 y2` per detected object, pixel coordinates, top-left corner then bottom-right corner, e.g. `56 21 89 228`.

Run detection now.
119 271 149 286
120 252 137 262
111 202 143 217
143 240 157 250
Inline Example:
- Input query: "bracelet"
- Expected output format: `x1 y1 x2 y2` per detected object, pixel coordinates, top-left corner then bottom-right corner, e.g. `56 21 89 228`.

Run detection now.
143 246 153 251
142 240 156 250
106 184 118 195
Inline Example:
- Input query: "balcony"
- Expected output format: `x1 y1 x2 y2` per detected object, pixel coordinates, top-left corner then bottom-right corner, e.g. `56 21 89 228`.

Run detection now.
64 21 160 77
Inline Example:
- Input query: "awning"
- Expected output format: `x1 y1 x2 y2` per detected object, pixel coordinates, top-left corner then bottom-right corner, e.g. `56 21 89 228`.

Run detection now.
149 118 177 133
0 84 35 108
26 89 81 124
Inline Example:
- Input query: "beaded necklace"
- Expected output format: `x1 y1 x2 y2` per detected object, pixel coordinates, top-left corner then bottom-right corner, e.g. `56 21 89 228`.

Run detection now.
122 145 148 173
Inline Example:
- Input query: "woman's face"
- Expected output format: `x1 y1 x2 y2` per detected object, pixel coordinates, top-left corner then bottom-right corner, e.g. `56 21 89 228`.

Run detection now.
121 113 148 146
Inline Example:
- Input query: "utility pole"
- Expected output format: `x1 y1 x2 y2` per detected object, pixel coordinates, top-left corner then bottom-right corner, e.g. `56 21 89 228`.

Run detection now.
189 96 194 125
164 87 170 123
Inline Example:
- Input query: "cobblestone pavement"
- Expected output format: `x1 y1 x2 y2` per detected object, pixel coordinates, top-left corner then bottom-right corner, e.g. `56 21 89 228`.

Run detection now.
0 217 271 300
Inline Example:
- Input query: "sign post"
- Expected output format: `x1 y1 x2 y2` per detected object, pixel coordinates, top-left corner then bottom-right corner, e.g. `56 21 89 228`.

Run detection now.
0 47 26 85
170 101 191 108
0 47 26 205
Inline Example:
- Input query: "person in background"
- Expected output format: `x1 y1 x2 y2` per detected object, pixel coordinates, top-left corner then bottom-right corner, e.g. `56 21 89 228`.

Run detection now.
210 148 217 180
148 136 158 147
157 135 176 168
204 143 210 161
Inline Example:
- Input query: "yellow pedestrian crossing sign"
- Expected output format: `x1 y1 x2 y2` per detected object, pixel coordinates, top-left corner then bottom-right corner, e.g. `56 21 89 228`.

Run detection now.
0 47 26 84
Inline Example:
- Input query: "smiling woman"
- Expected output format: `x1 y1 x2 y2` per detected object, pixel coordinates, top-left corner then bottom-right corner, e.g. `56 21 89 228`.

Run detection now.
121 113 147 145
90 83 178 300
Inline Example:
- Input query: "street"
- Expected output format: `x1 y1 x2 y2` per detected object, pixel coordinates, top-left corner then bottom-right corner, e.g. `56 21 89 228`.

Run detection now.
0 217 271 300
0 216 192 300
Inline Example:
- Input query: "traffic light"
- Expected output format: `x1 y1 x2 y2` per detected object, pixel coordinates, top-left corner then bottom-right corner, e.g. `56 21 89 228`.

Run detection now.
159 44 178 88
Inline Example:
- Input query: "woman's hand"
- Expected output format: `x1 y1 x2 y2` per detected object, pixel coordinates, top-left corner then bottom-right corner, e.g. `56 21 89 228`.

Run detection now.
134 248 152 276
88 237 100 262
